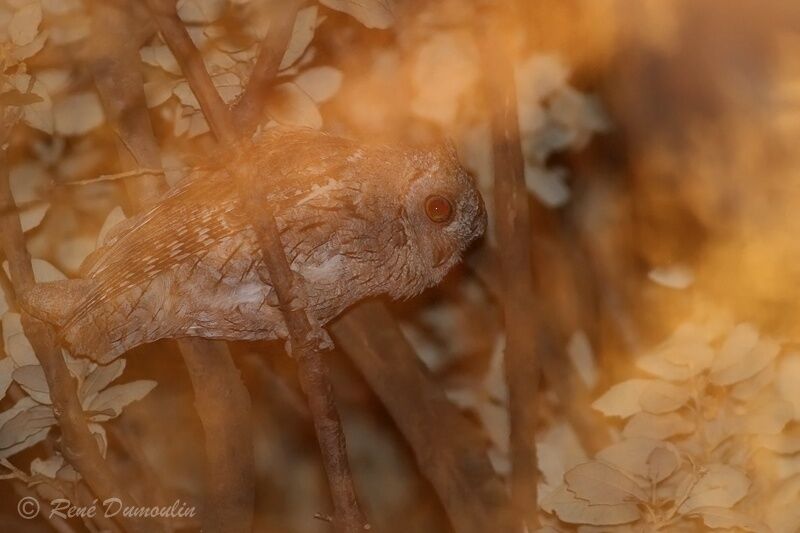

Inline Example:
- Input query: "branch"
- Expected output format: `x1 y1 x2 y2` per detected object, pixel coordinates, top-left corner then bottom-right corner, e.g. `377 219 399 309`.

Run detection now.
332 304 516 533
144 0 236 144
477 7 542 530
232 0 303 132
144 1 367 530
177 338 256 532
468 245 611 455
90 3 254 532
241 188 367 532
0 153 154 533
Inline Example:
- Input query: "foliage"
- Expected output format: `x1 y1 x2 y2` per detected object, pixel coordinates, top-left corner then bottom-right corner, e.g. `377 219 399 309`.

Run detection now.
538 321 800 532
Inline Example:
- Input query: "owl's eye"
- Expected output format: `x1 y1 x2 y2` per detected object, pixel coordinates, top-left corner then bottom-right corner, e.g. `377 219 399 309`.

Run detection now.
424 195 453 224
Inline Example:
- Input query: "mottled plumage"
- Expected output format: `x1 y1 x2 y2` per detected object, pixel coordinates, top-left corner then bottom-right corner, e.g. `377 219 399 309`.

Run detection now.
27 128 486 363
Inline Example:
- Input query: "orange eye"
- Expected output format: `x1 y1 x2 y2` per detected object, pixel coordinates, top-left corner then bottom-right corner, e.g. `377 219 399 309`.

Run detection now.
425 195 453 223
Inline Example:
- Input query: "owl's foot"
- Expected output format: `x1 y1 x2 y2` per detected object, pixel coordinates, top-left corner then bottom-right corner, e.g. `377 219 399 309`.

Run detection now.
283 323 333 357
267 272 334 356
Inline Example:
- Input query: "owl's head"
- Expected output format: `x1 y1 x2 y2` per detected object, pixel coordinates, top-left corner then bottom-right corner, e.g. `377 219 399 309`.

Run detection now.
396 143 486 293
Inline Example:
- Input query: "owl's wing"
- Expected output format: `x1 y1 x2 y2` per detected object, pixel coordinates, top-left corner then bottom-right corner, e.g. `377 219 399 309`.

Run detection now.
64 133 370 331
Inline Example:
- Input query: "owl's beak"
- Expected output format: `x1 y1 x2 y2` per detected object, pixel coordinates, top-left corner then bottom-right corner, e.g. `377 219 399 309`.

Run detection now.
432 245 452 267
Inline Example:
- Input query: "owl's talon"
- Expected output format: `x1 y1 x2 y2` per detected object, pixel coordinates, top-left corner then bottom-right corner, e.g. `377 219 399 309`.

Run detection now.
283 326 333 356
309 326 333 351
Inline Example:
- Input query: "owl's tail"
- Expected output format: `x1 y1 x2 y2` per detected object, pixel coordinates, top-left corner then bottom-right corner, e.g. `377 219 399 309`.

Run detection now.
20 279 115 361
22 279 94 327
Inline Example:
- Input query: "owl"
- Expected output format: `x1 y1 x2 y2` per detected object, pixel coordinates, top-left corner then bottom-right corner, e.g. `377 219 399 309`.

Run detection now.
26 128 486 363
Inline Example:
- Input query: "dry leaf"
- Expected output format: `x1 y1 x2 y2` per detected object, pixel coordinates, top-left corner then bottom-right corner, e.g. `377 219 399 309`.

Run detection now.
144 79 177 108
80 359 126 407
593 379 689 418
89 422 107 457
88 380 157 421
266 82 322 129
597 438 678 480
11 29 47 61
567 329 598 390
176 0 225 24
319 0 394 29
0 358 13 400
689 507 769 532
173 81 200 109
524 165 570 208
646 445 680 483
294 66 343 103
0 402 55 451
731 362 775 400
53 92 105 136
280 6 318 70
738 391 793 435
31 258 66 282
564 461 648 505
6 74 53 134
19 202 49 232
96 206 127 249
678 464 750 514
710 325 778 386
648 265 694 289
776 353 800 419
541 485 641 526
10 3 42 46
212 72 243 104
636 324 715 380
1 313 38 367
516 54 570 108
30 453 64 479
140 45 182 75
537 423 588 487
622 412 694 440
12 365 51 405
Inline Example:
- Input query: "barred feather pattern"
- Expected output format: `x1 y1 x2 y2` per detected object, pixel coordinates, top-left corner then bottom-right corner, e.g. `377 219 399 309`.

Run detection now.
44 128 486 363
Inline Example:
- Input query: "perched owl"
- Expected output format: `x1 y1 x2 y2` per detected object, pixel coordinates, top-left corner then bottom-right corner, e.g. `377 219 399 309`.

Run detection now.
26 128 486 363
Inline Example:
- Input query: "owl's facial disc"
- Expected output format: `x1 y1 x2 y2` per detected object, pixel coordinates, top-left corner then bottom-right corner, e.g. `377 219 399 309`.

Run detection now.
403 151 487 280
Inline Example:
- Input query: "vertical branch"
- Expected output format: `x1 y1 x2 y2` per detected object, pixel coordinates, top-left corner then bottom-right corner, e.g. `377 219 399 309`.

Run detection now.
177 339 256 532
144 2 368 530
0 152 154 533
240 187 367 533
232 0 303 132
332 304 516 533
144 0 236 144
478 6 541 530
89 3 254 532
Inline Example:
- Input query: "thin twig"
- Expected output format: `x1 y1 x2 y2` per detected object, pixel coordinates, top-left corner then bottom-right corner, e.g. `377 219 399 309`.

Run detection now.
478 6 542 530
90 3 255 532
0 151 154 533
144 0 236 144
241 186 368 533
232 0 304 132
